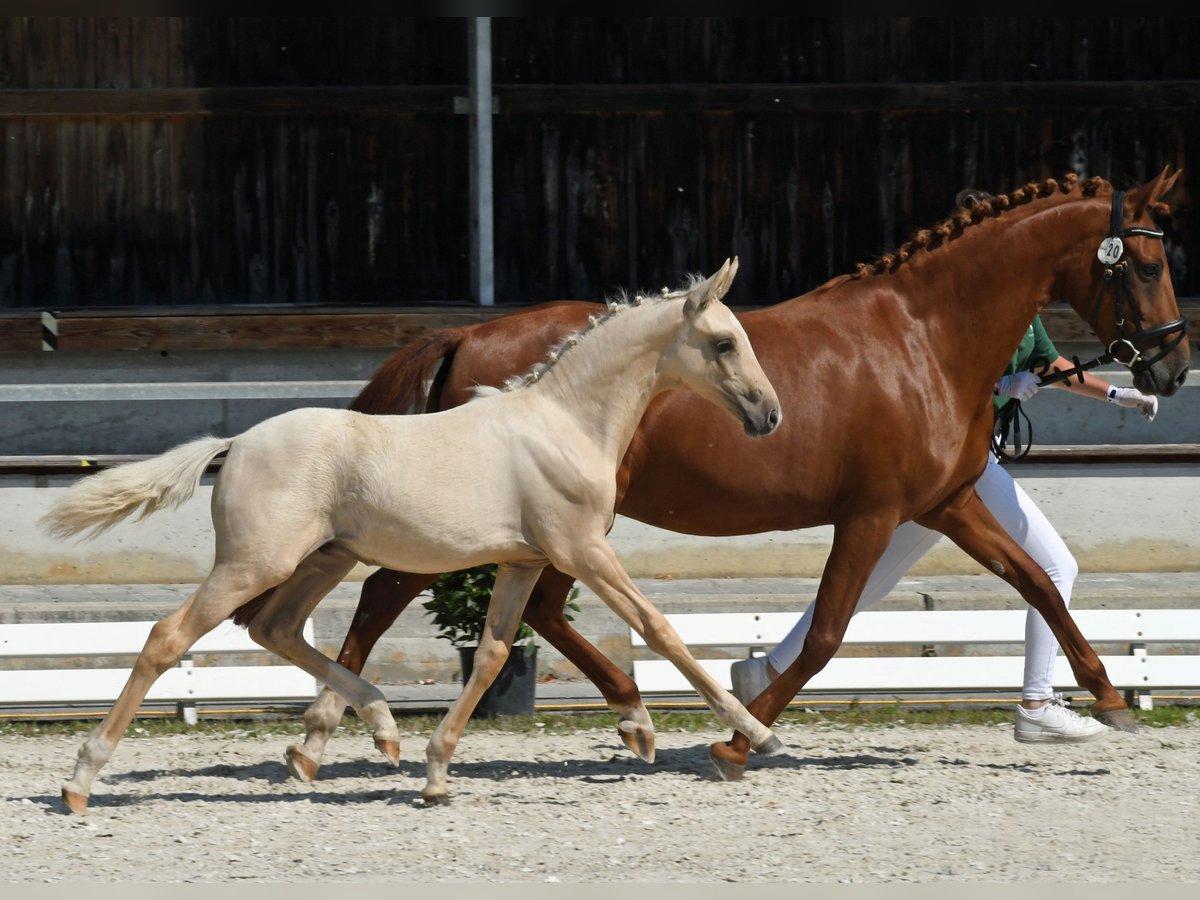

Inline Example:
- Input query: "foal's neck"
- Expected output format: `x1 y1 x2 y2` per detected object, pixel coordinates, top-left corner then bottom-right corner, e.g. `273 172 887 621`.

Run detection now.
531 297 684 458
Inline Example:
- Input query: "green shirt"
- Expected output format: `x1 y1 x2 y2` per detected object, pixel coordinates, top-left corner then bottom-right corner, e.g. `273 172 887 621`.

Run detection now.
994 316 1059 414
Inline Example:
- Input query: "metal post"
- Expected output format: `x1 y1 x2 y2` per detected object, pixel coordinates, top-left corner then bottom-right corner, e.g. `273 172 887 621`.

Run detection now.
468 17 494 306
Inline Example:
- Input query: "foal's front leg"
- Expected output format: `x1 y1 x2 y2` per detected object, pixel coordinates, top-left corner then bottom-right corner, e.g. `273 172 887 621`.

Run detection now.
422 563 546 805
557 540 781 757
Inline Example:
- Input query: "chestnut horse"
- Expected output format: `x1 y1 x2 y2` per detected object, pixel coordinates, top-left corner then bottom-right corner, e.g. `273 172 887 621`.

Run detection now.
294 169 1189 781
42 261 784 811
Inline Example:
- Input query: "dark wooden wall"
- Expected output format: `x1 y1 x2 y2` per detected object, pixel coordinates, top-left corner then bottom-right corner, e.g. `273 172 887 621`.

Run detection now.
2 17 1199 311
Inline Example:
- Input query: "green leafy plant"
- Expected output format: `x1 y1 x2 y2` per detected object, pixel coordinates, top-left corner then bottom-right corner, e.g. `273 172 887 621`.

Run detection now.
422 564 580 648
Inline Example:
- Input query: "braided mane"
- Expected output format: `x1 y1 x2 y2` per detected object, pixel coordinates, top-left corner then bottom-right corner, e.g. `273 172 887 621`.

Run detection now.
820 173 1172 290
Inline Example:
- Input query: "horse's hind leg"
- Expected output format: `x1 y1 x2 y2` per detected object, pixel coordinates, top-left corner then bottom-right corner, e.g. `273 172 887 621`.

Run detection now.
62 564 278 814
522 566 656 763
423 563 545 805
710 514 897 781
924 488 1133 730
243 546 402 776
294 568 437 780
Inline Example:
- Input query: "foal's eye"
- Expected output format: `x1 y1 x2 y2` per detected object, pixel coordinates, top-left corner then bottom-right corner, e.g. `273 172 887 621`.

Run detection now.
715 338 735 355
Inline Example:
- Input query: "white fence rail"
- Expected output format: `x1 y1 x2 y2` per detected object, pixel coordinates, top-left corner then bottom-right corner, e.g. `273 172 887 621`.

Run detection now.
0 619 319 722
632 609 1200 708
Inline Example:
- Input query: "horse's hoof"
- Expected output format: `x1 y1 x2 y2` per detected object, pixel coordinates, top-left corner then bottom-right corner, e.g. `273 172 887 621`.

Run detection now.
61 786 89 815
753 733 785 757
285 745 320 782
708 742 746 782
421 791 450 807
618 721 656 764
1093 707 1138 734
374 736 401 766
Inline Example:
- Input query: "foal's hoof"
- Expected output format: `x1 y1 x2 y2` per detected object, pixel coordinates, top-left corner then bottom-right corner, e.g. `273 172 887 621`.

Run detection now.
1093 707 1138 734
753 733 785 757
374 736 401 766
708 742 747 782
421 790 450 807
61 786 89 816
285 745 320 783
618 720 656 764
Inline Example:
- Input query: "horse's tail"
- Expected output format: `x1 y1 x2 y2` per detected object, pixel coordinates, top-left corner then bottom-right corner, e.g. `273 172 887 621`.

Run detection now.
39 435 233 540
350 328 465 415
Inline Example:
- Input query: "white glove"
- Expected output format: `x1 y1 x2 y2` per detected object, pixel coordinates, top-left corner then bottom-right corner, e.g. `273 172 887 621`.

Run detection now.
995 371 1040 401
1109 386 1158 422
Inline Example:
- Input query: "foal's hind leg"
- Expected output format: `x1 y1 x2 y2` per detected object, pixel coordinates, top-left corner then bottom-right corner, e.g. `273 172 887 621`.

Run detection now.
243 546 403 778
62 564 280 814
293 569 437 780
924 489 1134 730
557 540 780 756
522 566 656 763
422 563 545 805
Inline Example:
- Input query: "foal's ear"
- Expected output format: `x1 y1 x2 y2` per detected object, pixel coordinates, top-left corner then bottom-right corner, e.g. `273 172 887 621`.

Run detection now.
683 257 739 319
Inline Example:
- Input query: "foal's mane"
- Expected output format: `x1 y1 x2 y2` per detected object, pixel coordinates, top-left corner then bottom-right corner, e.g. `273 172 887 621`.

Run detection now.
813 172 1172 293
476 276 704 397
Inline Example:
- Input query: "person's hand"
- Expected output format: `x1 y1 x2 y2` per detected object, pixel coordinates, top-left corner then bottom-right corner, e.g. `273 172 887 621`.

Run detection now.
1110 386 1158 422
995 371 1040 401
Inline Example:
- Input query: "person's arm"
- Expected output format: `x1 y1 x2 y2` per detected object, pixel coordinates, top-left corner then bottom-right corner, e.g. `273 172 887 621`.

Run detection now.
1039 354 1158 421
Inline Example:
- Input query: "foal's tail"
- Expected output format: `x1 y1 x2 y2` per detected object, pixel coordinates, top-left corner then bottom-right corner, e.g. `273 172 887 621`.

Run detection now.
350 328 465 415
40 435 234 540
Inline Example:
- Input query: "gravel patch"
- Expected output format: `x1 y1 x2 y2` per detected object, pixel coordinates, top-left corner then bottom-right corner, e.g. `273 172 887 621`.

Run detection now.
2 722 1197 882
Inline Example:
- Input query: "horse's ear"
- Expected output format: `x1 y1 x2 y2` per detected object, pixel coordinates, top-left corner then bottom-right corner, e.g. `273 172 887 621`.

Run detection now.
1133 165 1182 217
684 257 739 319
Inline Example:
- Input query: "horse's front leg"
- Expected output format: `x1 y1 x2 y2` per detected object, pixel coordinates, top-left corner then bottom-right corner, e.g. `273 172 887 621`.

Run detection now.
556 539 780 757
710 514 898 781
422 563 546 805
522 566 656 763
923 488 1134 730
290 568 437 781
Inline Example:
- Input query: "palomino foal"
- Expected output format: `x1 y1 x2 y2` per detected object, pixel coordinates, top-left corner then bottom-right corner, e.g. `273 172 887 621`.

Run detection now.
42 258 783 811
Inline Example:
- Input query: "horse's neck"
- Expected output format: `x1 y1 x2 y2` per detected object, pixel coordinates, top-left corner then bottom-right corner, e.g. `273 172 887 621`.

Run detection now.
901 198 1100 395
532 298 681 458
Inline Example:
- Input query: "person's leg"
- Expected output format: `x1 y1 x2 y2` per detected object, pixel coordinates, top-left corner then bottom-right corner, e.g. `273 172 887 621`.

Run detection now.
731 521 942 702
972 458 1106 742
972 458 1078 705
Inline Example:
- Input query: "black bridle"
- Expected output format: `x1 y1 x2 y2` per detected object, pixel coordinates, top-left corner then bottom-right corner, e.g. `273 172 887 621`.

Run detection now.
993 189 1186 461
1083 188 1188 375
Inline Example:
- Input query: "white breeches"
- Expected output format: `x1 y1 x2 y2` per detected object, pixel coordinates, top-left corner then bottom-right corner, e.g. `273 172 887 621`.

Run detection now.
768 457 1078 701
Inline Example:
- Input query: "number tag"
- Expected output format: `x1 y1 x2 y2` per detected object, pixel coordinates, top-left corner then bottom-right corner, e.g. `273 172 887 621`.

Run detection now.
1097 236 1124 265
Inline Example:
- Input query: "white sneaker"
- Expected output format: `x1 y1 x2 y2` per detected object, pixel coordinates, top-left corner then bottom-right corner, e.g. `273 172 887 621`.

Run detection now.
1013 694 1111 743
730 656 772 704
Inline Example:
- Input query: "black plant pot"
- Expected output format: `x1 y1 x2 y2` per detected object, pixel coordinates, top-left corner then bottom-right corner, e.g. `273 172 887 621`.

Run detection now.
458 644 538 718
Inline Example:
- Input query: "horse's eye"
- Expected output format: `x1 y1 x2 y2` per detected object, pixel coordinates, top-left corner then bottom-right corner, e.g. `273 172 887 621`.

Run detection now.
1142 263 1162 280
715 338 735 354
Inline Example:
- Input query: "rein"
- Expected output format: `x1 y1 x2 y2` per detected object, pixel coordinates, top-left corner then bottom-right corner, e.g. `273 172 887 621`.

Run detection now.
993 189 1186 462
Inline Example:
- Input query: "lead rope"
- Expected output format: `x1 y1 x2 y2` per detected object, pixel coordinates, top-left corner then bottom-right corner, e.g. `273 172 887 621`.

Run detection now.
991 353 1107 462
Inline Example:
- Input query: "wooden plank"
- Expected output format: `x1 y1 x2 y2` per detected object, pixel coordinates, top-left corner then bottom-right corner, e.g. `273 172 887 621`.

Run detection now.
0 665 317 704
46 306 515 351
0 313 43 352
0 85 460 117
632 654 1198 695
0 619 312 658
5 81 1200 119
629 609 1200 648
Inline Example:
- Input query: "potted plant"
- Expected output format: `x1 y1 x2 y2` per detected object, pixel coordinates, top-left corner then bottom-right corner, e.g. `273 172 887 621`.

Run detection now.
423 564 579 717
